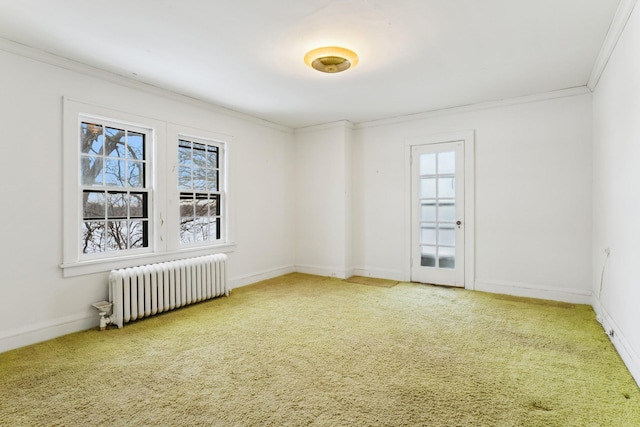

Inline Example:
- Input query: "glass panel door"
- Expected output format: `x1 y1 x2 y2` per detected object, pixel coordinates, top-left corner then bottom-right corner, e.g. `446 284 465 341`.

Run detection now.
411 141 464 287
419 151 456 269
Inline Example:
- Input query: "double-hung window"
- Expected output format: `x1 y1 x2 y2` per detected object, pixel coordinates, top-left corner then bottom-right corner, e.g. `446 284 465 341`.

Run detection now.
62 98 233 277
80 120 151 254
178 138 224 245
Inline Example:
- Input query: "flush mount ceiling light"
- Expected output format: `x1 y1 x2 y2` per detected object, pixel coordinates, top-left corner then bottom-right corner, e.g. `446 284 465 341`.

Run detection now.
304 46 359 73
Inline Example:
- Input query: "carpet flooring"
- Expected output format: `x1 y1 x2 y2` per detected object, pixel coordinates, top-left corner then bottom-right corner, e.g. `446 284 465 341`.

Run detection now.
343 275 399 288
0 273 638 426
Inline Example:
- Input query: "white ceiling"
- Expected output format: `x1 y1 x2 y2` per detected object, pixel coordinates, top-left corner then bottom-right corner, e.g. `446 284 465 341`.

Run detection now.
0 0 621 128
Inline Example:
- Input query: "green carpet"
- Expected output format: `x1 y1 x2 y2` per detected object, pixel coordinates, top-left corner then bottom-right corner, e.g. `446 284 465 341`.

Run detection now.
344 275 399 288
1 273 638 426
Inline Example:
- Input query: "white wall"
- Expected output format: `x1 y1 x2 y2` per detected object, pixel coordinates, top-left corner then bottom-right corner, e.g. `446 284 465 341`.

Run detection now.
352 93 593 302
592 3 640 383
0 34 614 366
294 122 354 278
0 44 296 352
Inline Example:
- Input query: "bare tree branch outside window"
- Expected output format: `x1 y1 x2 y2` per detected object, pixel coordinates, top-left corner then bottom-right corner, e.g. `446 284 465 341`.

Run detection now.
80 121 149 254
178 139 222 245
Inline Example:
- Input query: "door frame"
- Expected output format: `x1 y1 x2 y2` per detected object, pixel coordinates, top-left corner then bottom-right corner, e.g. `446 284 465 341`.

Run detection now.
403 130 475 289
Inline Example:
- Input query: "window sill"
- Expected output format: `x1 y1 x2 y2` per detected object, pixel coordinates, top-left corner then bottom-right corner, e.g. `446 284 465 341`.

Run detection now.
60 243 236 278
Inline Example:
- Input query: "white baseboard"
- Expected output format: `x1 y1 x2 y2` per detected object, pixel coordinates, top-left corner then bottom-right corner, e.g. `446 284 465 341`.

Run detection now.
350 267 405 282
294 264 353 279
234 264 403 283
0 312 97 354
229 264 296 288
591 297 640 388
474 279 592 304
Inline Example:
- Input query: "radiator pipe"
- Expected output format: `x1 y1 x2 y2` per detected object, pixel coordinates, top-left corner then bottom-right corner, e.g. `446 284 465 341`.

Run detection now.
98 312 113 331
92 301 114 331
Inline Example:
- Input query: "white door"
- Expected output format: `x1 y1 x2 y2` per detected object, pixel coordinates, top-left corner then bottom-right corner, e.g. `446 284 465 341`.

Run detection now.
411 141 465 287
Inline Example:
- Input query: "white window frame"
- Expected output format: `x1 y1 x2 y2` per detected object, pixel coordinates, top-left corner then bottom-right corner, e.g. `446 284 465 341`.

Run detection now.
61 98 235 277
78 117 154 259
166 123 234 252
176 136 226 247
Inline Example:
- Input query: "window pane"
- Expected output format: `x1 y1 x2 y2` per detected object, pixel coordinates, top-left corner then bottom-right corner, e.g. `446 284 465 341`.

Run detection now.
106 220 128 251
439 247 455 269
180 218 194 244
129 193 146 218
206 146 218 169
420 178 436 199
438 201 456 222
421 201 436 222
178 166 192 190
104 159 126 187
127 132 144 159
206 218 221 240
180 195 195 218
193 167 207 190
420 246 436 267
128 161 144 188
82 221 105 253
208 195 220 216
438 177 455 198
207 170 218 192
192 143 207 168
128 220 147 249
81 123 104 155
192 218 207 243
105 127 126 157
178 142 192 164
420 225 436 245
420 153 436 176
195 195 209 217
81 156 103 186
107 192 128 218
200 218 212 241
83 191 105 219
438 151 455 174
438 226 456 246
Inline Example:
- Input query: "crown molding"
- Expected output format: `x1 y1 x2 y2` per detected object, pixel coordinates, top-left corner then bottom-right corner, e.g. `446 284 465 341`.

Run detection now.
0 38 293 134
355 86 591 129
587 0 638 91
294 120 355 134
